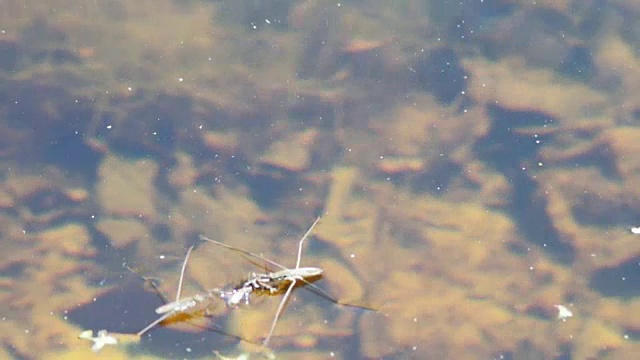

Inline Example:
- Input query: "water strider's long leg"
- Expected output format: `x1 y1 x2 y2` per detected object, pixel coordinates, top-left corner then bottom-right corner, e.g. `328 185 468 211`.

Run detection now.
174 245 194 302
137 245 200 336
263 278 297 347
124 265 167 303
136 312 174 337
295 217 321 269
199 217 321 272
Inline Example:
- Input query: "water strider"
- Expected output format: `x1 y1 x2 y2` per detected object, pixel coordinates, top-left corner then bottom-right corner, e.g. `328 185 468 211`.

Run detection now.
200 216 376 347
79 217 372 358
135 245 215 336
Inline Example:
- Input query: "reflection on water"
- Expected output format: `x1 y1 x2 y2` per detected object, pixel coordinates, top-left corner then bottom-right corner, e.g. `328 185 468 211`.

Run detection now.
1 0 640 359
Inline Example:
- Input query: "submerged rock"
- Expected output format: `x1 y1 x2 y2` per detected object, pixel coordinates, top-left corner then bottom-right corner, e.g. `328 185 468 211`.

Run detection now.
97 155 158 218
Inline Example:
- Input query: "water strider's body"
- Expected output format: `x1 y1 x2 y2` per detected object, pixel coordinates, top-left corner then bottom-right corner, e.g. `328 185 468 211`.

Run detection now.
217 266 324 307
154 293 209 315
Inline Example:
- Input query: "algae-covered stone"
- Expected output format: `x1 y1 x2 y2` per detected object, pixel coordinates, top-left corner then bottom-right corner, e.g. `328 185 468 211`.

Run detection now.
202 131 239 154
166 152 199 188
319 257 364 304
376 156 425 175
97 155 158 218
466 57 608 120
597 127 640 179
260 128 319 172
96 217 148 249
37 223 94 257
0 188 14 208
315 166 379 249
574 320 624 359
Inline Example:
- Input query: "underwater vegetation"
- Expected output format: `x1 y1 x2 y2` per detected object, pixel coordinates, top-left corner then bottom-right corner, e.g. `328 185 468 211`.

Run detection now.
1 0 640 359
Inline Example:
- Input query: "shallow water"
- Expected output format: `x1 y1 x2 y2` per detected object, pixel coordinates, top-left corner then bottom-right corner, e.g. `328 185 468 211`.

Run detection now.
1 0 640 359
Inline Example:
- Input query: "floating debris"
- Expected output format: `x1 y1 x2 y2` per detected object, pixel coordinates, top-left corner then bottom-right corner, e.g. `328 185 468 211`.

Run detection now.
214 351 250 360
554 304 573 321
214 350 275 360
78 329 118 352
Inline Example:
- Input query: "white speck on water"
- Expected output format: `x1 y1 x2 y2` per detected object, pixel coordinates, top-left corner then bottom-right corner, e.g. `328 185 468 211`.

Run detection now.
554 304 573 321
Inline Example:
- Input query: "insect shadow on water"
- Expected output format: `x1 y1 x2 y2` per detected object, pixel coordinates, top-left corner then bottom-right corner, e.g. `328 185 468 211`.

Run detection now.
200 216 377 347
